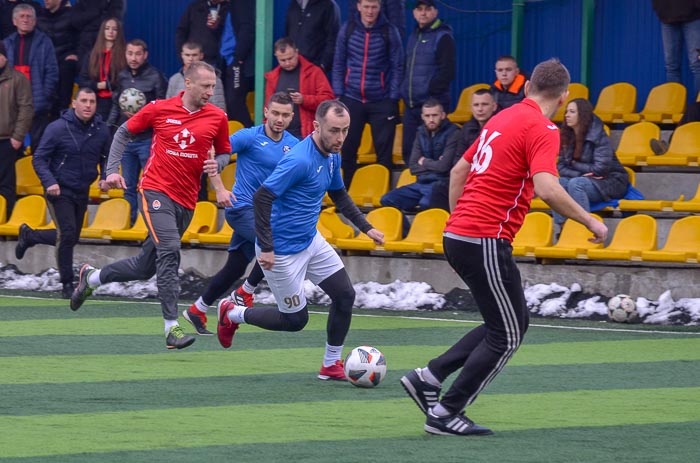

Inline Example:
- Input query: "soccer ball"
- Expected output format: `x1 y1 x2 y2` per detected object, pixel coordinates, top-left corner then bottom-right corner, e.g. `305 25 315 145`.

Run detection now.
118 87 147 114
607 294 638 323
344 346 387 388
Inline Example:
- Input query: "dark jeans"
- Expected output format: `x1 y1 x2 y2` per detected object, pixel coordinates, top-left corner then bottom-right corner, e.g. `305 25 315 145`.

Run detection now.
0 139 20 217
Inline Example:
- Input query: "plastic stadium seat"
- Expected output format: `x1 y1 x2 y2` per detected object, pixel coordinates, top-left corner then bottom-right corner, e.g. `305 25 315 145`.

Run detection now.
79 198 131 239
0 195 47 236
395 168 416 188
529 197 549 210
533 214 604 259
392 123 404 166
383 208 449 253
181 201 218 243
593 82 637 123
228 120 244 136
335 206 403 251
246 92 255 120
640 216 700 263
15 156 44 196
356 124 377 164
671 181 700 212
615 122 660 166
197 219 233 245
208 162 236 202
347 164 390 207
552 83 590 123
622 83 686 124
645 122 700 166
512 212 553 256
587 214 657 261
110 214 148 241
447 83 490 123
317 207 353 245
0 195 5 224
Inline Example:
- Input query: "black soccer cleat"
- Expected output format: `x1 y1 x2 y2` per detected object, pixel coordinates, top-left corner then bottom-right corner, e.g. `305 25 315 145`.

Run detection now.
400 368 441 415
424 408 493 436
70 264 95 311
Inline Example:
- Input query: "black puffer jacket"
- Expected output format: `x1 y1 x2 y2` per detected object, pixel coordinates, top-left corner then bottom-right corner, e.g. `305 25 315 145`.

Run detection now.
37 0 78 61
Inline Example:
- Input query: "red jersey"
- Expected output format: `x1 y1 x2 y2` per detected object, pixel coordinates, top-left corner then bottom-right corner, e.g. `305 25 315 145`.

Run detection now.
127 93 231 209
445 98 560 242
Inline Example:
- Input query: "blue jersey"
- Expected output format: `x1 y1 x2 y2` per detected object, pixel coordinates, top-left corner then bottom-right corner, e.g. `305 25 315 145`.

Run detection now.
262 136 344 254
228 125 298 209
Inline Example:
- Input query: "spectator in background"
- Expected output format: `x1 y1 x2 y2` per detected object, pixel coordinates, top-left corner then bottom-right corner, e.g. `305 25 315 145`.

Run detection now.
77 17 127 122
70 0 125 66
348 0 405 38
489 55 526 111
168 41 226 112
554 98 628 230
108 39 167 225
3 3 57 150
222 0 254 126
37 0 79 116
264 37 334 139
175 0 229 67
0 40 33 218
0 0 41 39
285 0 340 74
15 88 111 299
400 0 455 166
652 0 700 97
332 0 403 186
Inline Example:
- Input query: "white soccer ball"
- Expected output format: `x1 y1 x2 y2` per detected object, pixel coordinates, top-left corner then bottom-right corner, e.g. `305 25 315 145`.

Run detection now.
118 87 147 114
344 346 387 388
607 294 638 323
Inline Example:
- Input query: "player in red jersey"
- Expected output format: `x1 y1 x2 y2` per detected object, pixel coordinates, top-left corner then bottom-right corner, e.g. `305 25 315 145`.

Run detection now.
401 59 608 436
70 61 234 350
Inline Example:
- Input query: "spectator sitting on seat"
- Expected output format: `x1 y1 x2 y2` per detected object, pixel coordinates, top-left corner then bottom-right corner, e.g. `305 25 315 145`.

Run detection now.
264 37 334 139
554 98 628 230
380 98 458 232
489 55 526 112
167 41 226 112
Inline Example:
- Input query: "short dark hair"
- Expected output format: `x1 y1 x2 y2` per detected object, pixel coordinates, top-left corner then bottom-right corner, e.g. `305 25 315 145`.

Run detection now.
127 39 148 52
273 37 296 54
315 99 349 121
473 88 491 97
268 91 293 107
184 61 215 81
422 98 444 112
528 58 570 100
496 55 518 65
182 42 203 53
74 87 96 99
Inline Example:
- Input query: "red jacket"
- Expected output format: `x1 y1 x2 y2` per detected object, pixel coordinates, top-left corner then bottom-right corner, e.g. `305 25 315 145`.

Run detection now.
264 55 335 137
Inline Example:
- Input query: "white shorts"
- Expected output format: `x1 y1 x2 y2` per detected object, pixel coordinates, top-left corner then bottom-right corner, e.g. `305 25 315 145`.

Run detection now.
256 231 344 313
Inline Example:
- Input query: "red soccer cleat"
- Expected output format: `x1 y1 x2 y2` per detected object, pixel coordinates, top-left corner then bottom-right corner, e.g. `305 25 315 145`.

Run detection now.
216 299 240 348
233 286 254 308
318 360 348 381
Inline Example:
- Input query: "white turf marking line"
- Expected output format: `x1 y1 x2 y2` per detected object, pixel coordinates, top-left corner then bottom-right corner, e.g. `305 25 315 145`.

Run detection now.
3 294 698 336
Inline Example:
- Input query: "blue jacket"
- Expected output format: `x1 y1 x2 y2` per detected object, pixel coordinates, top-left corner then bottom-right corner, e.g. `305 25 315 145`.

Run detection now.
332 12 404 102
32 109 111 198
3 29 58 113
409 119 459 184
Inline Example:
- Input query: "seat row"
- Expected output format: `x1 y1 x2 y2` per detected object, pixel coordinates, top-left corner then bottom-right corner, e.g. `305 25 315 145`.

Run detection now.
614 121 700 167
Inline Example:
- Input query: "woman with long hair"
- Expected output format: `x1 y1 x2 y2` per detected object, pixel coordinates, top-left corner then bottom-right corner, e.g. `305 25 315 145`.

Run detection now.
554 98 628 227
77 18 127 122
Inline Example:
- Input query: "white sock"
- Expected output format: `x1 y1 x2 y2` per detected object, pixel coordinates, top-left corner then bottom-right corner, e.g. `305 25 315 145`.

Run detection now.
431 403 451 417
194 297 208 313
87 269 101 288
323 343 344 367
242 280 255 294
227 305 247 324
164 319 179 334
420 367 441 387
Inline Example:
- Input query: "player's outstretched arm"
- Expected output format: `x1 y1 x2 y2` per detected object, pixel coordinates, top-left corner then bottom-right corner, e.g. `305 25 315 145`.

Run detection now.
104 123 132 189
253 185 277 269
448 157 471 212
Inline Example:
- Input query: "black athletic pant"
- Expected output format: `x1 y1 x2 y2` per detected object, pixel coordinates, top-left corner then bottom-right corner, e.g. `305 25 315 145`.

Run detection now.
224 64 253 127
200 249 264 306
428 236 529 414
244 268 355 346
54 58 79 116
0 139 19 217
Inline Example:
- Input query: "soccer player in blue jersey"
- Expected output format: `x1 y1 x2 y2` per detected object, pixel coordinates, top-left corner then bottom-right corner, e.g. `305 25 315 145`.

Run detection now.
183 92 299 335
217 99 385 381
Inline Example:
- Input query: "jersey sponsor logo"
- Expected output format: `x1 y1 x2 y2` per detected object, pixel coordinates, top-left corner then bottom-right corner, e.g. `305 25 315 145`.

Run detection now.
173 127 196 149
152 199 161 210
546 124 558 130
471 129 501 174
166 118 182 125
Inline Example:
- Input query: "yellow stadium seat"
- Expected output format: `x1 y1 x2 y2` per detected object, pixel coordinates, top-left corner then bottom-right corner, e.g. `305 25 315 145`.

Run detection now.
383 208 449 253
552 83 590 123
88 177 109 200
0 195 47 236
615 122 660 166
529 197 550 210
228 120 244 136
347 164 390 207
181 201 219 243
356 124 376 164
533 214 604 260
645 122 700 166
392 123 404 166
197 219 233 245
671 181 700 212
80 198 131 239
593 82 637 123
335 206 403 251
587 214 657 261
110 214 148 241
640 216 700 263
0 195 5 224
247 92 255 120
447 83 490 123
622 83 686 124
15 156 44 196
512 212 553 256
395 168 416 189
208 162 236 202
317 207 354 245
